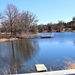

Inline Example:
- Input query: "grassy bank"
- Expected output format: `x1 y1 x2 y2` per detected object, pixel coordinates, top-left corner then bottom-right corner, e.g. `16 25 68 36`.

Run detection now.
0 38 18 42
64 59 75 69
0 33 37 42
16 33 37 39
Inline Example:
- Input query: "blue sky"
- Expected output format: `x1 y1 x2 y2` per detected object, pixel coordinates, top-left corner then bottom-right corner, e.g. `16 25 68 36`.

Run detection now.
0 0 75 24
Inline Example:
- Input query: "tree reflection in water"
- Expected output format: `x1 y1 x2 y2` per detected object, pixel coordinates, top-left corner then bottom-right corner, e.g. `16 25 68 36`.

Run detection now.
0 39 39 74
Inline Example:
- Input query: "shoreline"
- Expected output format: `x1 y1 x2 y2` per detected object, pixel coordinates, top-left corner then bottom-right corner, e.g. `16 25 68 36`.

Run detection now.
0 38 19 42
0 33 37 42
0 31 75 42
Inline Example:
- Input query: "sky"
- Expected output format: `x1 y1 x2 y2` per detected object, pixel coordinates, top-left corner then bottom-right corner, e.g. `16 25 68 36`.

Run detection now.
0 0 75 24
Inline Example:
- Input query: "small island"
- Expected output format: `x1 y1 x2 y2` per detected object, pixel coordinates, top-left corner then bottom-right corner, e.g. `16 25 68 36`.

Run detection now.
0 4 38 42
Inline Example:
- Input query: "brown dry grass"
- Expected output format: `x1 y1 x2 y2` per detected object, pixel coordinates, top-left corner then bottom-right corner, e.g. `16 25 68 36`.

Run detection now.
64 59 75 69
0 38 18 42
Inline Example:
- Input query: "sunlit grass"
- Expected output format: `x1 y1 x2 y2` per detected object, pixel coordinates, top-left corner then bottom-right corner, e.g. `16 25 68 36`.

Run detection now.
64 59 75 69
49 58 75 71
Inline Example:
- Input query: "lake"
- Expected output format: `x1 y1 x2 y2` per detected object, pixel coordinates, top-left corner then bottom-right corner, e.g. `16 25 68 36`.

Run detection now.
0 32 75 74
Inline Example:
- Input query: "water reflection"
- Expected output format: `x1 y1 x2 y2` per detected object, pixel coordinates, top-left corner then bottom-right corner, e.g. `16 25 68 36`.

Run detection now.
0 32 75 74
0 39 39 74
13 39 39 61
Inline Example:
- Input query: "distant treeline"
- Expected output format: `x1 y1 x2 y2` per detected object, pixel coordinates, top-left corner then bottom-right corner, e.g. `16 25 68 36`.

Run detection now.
38 18 75 32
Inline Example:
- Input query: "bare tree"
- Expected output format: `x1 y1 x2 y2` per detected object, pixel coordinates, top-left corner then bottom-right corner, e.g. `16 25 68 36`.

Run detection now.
1 20 11 33
0 13 4 24
5 4 19 34
1 4 38 36
0 13 6 33
19 11 38 33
